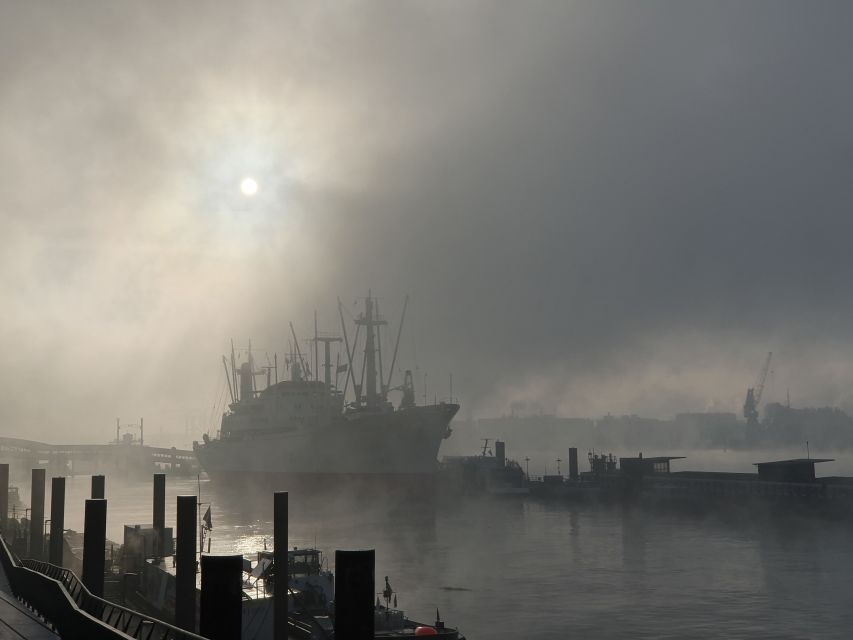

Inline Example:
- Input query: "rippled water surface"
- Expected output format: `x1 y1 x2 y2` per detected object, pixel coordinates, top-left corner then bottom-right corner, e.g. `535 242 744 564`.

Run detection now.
32 474 853 639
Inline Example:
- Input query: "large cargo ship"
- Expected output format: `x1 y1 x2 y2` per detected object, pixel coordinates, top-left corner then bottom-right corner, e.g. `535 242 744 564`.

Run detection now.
194 293 458 487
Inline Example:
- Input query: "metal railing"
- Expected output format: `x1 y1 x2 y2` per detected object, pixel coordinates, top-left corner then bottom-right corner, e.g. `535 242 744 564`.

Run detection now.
20 558 208 640
0 531 208 640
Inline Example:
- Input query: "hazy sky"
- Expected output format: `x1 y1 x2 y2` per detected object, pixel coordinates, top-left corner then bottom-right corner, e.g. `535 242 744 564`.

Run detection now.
2 1 853 442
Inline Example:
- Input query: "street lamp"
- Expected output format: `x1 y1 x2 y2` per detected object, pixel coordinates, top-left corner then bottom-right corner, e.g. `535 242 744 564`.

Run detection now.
556 458 562 476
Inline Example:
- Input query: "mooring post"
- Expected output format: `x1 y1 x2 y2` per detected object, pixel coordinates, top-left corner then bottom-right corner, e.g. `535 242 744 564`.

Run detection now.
49 476 65 565
334 550 375 639
569 447 579 481
200 554 242 640
0 463 8 535
175 495 197 631
29 468 46 560
91 474 105 499
82 498 107 597
274 491 288 640
153 473 165 559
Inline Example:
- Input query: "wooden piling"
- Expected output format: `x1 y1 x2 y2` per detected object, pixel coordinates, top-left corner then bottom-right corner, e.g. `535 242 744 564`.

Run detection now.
29 469 45 560
175 495 197 631
153 473 165 558
0 463 8 534
49 476 65 565
274 491 288 640
82 498 107 597
200 555 242 640
91 474 105 499
334 549 375 639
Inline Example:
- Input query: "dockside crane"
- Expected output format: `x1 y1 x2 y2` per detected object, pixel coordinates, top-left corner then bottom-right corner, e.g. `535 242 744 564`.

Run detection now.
743 351 772 426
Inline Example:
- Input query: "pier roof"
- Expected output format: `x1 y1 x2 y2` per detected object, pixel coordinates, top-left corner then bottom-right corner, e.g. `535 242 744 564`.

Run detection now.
619 455 686 475
753 458 833 483
753 458 833 466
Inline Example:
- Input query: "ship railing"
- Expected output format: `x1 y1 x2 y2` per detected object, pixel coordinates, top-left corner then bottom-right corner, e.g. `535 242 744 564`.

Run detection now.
0 534 208 640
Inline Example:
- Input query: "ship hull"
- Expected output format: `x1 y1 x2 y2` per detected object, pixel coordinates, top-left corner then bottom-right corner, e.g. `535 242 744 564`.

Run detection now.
195 404 457 485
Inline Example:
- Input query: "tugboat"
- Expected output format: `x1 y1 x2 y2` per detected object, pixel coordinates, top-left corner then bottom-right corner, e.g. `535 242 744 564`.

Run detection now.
195 293 459 490
439 439 528 496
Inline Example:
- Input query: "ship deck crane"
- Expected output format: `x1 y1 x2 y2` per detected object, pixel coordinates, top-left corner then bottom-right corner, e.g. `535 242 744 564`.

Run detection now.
744 351 772 426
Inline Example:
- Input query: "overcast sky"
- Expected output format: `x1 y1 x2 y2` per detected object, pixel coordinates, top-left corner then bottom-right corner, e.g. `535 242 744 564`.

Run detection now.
2 1 853 443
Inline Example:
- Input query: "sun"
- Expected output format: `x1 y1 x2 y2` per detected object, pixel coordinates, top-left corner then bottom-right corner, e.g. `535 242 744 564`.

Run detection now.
240 176 258 196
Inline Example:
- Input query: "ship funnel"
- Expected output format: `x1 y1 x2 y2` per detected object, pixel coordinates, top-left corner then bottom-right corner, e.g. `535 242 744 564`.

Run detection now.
495 441 506 467
239 362 253 402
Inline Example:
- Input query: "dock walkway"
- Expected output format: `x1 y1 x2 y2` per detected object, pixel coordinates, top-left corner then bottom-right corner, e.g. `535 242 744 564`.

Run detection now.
0 561 57 639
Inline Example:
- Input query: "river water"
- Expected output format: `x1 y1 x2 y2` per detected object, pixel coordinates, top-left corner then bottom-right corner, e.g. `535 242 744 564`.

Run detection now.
16 464 853 640
17 466 853 639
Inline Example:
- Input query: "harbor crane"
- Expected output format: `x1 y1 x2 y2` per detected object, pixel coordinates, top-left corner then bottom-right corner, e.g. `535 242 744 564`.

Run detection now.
743 351 772 426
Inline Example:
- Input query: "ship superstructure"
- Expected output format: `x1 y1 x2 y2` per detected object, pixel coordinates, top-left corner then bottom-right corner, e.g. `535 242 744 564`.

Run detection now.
194 293 458 484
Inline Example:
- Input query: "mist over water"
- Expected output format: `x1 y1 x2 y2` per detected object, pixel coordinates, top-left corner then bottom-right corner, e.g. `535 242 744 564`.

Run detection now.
4 2 853 637
14 474 852 638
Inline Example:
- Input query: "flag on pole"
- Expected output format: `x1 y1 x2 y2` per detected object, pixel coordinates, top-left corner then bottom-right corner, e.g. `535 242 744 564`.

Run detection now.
203 505 212 530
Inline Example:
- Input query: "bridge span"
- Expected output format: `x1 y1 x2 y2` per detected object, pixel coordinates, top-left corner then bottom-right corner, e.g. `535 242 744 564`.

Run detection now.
0 436 198 481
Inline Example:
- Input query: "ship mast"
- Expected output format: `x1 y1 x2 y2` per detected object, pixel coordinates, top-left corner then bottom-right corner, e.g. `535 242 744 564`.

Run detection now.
356 291 387 408
289 322 308 379
313 310 319 382
313 335 342 389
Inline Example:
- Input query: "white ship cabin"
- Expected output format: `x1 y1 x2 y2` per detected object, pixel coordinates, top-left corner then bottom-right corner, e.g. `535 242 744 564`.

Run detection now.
221 361 344 439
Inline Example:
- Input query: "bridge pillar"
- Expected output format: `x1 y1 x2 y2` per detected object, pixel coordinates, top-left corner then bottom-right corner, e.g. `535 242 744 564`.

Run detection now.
49 476 65 565
29 469 45 560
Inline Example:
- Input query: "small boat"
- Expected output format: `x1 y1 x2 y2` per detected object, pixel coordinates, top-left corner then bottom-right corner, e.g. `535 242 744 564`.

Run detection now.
439 439 528 497
242 547 467 639
123 542 465 639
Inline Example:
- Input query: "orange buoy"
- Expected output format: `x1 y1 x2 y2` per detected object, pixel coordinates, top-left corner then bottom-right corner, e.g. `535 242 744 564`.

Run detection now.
414 627 438 636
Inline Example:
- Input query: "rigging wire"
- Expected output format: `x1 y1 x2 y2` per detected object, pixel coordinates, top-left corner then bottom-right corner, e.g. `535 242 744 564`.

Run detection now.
206 366 225 435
